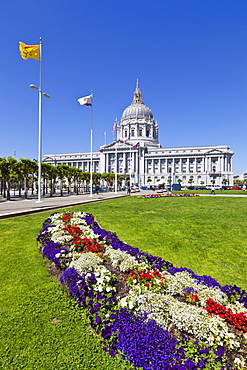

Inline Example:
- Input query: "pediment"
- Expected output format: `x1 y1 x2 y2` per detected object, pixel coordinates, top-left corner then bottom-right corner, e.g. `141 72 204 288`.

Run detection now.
100 140 132 151
205 149 224 155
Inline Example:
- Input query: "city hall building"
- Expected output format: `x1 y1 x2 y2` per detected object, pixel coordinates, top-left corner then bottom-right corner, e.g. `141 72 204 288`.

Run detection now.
43 82 234 187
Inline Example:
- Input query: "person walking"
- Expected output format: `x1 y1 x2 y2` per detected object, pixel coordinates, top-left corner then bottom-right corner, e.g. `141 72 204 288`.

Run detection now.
210 185 216 195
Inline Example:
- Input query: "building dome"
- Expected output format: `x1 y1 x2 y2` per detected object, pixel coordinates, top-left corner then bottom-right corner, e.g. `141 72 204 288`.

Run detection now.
118 80 160 148
122 103 153 119
121 80 153 121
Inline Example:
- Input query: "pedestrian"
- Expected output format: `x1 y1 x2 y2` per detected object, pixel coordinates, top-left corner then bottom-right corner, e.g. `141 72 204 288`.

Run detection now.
127 186 131 195
95 185 99 195
210 185 216 195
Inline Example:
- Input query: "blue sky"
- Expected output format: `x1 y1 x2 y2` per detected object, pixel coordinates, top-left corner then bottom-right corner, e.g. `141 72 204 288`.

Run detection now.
1 0 247 175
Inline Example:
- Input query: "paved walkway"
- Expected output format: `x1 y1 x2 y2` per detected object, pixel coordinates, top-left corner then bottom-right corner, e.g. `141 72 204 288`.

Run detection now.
0 190 247 220
0 191 129 219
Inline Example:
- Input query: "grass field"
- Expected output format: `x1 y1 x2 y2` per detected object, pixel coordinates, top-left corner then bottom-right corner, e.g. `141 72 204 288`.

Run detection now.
0 195 246 369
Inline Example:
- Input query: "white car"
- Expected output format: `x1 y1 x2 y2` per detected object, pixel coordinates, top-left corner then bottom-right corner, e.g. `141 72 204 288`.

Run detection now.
130 186 140 193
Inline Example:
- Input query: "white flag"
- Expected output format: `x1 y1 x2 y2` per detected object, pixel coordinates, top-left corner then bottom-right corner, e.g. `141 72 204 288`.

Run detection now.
77 95 92 106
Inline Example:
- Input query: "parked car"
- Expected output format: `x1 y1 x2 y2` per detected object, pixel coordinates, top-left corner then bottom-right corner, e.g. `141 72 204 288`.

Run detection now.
130 186 140 193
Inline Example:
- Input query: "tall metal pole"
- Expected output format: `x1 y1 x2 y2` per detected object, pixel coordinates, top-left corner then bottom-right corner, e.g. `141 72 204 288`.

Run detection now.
89 91 94 197
114 117 118 194
37 37 42 203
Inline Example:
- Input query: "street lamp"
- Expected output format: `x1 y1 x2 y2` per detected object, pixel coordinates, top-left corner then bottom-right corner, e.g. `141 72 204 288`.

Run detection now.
169 168 172 191
30 84 50 99
30 83 50 203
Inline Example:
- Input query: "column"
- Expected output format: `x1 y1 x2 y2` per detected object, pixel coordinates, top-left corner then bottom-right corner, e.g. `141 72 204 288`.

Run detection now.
186 158 189 173
123 152 126 173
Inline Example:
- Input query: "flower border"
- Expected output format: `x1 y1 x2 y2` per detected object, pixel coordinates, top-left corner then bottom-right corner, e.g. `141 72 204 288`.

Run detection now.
37 211 247 370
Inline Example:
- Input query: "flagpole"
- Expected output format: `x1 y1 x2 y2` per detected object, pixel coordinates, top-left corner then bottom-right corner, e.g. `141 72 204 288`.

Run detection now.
37 37 42 203
90 90 94 197
114 116 118 194
129 126 132 186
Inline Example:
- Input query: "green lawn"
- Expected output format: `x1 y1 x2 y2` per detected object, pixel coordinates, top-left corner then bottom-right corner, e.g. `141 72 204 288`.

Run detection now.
174 189 246 195
1 196 247 369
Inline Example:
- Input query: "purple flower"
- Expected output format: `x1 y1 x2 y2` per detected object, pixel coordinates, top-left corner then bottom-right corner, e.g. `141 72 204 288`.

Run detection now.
95 315 101 324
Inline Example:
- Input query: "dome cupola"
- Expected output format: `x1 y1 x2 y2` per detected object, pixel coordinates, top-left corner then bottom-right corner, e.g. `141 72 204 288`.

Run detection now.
121 80 153 120
118 80 160 148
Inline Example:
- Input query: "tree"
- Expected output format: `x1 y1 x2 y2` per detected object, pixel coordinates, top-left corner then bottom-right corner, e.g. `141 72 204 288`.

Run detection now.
92 172 101 186
44 163 57 197
41 163 51 195
0 157 17 200
177 179 182 184
222 178 229 186
12 161 24 197
101 173 114 190
117 175 125 186
188 178 194 186
200 181 204 186
56 164 69 196
19 158 37 199
71 167 83 195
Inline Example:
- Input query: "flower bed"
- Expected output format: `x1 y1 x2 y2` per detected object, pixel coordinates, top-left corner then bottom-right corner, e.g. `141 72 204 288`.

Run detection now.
138 194 197 199
37 211 247 369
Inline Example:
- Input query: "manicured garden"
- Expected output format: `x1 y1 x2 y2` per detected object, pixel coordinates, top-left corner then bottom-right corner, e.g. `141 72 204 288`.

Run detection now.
1 196 247 369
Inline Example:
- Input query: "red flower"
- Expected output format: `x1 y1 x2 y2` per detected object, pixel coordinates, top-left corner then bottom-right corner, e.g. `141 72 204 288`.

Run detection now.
204 298 247 332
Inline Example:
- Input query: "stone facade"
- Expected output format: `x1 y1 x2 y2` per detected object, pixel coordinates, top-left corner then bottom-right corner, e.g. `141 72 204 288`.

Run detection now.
43 82 234 187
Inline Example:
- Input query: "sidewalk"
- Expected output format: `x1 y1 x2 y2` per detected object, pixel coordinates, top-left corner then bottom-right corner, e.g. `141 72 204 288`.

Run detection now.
0 191 129 219
1 190 247 220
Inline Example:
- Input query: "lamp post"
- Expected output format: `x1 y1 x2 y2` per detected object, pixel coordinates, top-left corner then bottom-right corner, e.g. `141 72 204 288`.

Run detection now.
169 168 172 191
30 83 50 203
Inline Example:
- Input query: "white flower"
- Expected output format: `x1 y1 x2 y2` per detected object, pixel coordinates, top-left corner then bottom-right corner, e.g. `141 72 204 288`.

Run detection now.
129 301 134 309
234 357 246 368
69 252 103 275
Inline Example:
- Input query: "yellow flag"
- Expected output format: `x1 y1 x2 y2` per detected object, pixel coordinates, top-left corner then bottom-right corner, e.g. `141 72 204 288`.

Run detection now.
19 42 40 61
